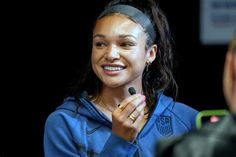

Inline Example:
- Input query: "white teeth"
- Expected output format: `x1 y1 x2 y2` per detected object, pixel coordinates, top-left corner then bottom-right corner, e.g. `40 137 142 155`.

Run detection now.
103 66 123 71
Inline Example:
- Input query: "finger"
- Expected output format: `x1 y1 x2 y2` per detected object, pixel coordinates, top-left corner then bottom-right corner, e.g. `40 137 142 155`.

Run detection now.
128 102 146 121
121 95 146 116
117 94 142 111
113 94 145 122
132 110 145 128
128 113 137 122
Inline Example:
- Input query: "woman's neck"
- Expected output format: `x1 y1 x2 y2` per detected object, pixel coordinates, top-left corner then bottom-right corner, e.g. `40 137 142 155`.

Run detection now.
99 86 142 108
92 86 150 123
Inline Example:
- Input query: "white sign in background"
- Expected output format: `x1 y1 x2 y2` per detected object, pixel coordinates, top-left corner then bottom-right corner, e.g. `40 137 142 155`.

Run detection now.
200 0 236 45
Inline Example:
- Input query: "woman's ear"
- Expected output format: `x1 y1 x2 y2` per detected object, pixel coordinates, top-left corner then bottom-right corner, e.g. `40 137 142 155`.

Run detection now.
146 44 157 63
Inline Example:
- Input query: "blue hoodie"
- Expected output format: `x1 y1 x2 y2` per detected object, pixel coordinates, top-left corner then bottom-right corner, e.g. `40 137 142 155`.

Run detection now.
44 93 198 157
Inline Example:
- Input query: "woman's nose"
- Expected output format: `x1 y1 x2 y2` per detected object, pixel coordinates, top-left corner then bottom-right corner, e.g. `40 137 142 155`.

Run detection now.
104 46 120 61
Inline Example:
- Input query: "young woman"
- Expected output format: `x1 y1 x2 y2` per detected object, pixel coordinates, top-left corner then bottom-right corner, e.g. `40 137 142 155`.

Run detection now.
44 0 198 156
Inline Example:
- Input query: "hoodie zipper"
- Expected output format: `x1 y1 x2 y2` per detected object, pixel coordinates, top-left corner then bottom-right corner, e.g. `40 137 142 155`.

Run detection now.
133 92 163 157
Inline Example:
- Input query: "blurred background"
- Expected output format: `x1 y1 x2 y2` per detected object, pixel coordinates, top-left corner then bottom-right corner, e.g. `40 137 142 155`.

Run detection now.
1 0 235 156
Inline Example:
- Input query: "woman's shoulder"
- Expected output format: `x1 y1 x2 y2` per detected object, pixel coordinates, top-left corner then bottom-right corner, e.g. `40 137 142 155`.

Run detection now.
45 96 102 128
56 96 79 112
45 97 81 126
157 94 199 129
159 94 198 114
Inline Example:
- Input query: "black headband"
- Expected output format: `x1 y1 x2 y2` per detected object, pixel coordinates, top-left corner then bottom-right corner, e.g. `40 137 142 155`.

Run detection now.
98 4 156 42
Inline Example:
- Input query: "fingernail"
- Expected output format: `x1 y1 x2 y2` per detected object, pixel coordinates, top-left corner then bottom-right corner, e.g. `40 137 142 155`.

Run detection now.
142 95 146 101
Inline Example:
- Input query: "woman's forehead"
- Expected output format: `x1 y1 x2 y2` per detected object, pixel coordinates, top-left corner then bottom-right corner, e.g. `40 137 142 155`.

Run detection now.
94 14 146 38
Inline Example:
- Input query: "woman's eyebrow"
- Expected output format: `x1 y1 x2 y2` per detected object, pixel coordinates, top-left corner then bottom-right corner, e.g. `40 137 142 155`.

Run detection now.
93 34 106 39
119 34 137 40
93 34 137 40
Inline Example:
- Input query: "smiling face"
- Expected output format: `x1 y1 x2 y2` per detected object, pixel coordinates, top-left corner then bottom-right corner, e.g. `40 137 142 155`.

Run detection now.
91 14 155 89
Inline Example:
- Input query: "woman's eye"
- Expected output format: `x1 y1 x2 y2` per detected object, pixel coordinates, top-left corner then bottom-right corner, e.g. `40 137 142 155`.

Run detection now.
120 42 134 47
95 42 106 48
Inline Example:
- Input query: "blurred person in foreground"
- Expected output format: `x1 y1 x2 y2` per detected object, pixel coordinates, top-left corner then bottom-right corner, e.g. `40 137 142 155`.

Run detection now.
157 36 236 157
